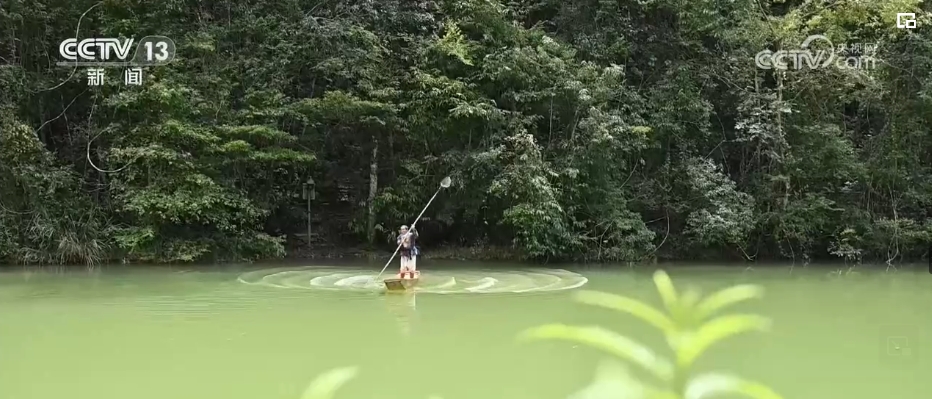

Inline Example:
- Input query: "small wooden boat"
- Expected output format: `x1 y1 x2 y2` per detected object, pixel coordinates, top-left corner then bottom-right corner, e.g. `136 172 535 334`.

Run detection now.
384 271 420 292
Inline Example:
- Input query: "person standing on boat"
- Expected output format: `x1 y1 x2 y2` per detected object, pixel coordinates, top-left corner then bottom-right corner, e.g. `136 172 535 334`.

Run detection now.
397 225 419 279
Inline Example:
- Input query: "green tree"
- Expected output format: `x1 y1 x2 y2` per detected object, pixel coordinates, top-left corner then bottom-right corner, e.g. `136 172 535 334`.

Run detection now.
1 0 930 264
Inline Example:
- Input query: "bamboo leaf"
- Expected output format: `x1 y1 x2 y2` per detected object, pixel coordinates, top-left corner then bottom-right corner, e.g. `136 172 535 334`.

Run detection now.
519 324 673 381
695 285 764 321
652 270 679 315
575 290 677 334
685 373 784 399
676 315 770 368
299 366 359 399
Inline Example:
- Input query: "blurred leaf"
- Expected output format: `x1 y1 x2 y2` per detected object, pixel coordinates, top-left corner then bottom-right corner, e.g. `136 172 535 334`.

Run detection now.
299 366 359 399
651 270 679 315
568 359 650 399
680 288 701 308
575 290 676 334
685 373 784 399
678 288 703 327
694 285 764 321
519 324 673 380
676 315 771 368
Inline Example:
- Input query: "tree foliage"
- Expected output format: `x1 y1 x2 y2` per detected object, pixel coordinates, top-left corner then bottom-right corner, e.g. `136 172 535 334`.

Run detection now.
1 0 930 263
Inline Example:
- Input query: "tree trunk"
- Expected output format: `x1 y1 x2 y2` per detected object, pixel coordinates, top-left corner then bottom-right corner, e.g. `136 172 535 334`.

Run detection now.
367 135 378 245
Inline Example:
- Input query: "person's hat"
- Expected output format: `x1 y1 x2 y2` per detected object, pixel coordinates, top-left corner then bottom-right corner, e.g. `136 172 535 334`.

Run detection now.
400 225 409 230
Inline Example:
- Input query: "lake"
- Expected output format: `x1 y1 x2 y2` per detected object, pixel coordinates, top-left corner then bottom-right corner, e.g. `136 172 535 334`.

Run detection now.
0 260 928 399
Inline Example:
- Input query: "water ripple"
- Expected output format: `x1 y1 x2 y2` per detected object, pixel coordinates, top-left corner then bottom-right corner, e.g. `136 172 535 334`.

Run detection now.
237 266 588 294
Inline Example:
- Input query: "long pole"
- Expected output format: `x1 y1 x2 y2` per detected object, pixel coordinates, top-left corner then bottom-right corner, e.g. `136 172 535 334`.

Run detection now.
375 182 447 280
306 195 311 247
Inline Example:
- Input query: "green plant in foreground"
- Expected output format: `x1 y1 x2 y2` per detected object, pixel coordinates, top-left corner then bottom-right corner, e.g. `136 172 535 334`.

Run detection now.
519 270 783 399
296 366 358 399
295 270 780 399
296 366 443 399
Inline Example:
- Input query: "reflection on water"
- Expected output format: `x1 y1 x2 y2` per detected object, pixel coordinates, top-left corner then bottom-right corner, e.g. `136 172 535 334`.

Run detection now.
384 292 417 336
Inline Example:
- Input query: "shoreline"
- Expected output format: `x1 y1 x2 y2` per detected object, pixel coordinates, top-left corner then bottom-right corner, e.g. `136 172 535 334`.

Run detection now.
283 245 525 262
0 244 926 268
0 245 526 268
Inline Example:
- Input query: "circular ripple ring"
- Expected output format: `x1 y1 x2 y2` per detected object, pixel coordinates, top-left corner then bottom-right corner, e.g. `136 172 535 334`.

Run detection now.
237 267 588 294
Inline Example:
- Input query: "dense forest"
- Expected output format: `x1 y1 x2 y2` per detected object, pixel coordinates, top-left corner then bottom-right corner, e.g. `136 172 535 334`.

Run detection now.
1 0 930 265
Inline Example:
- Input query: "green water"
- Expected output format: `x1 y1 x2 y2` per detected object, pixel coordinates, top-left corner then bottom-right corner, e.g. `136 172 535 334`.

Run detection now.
0 261 928 399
